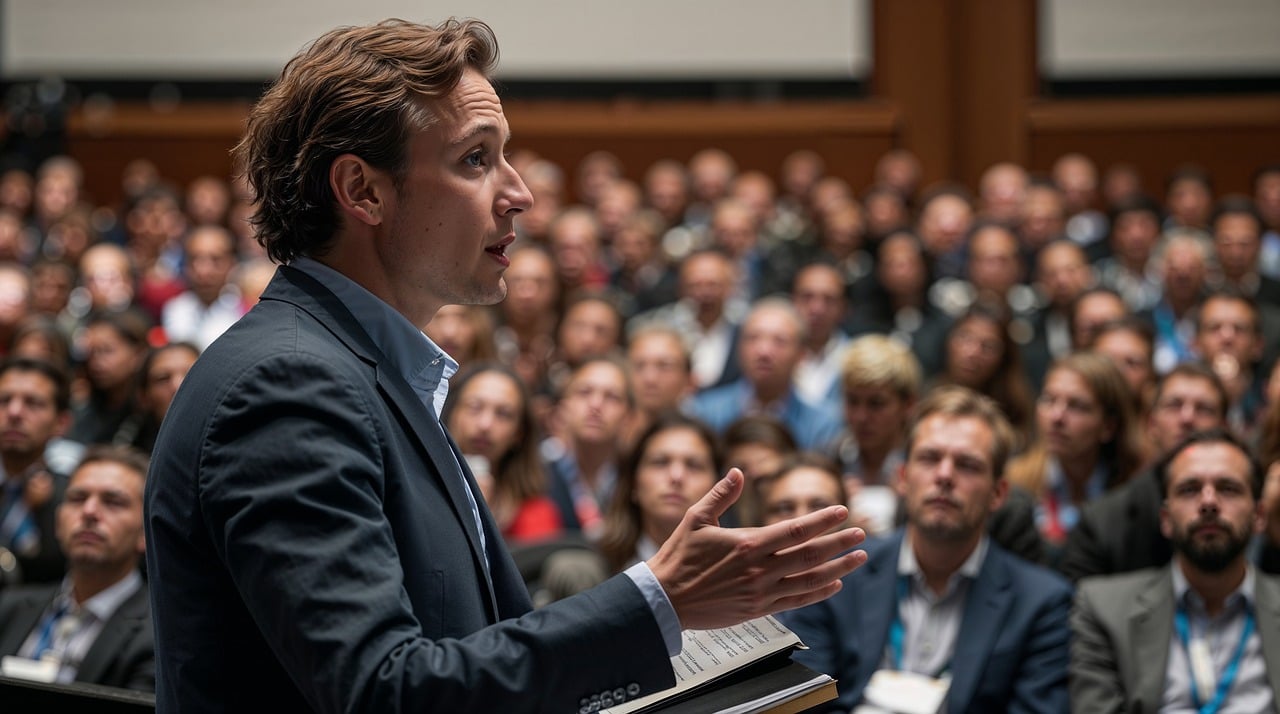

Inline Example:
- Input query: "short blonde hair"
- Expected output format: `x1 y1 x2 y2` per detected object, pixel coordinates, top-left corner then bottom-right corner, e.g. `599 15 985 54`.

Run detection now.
840 334 922 400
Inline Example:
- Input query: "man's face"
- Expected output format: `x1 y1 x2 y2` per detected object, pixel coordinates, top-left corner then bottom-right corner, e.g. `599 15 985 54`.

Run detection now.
1161 442 1258 573
843 384 911 454
739 306 803 393
549 214 600 287
1148 375 1224 456
378 67 532 321
557 301 619 367
711 206 757 259
763 467 845 526
143 347 198 422
56 461 146 573
1214 214 1262 279
1093 330 1153 399
1196 297 1260 366
899 414 1005 543
185 229 237 305
501 249 557 323
1161 242 1207 305
791 267 844 345
1072 293 1126 349
1036 367 1113 463
1112 211 1160 266
679 254 734 315
1036 243 1090 309
967 226 1021 296
558 362 630 448
627 332 692 415
0 369 65 461
917 195 972 256
83 324 143 392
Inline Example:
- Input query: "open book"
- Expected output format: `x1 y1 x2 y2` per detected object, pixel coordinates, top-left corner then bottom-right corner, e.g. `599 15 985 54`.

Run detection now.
601 615 836 714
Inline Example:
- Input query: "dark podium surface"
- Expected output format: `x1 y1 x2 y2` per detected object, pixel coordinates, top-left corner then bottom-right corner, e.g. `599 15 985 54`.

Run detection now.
0 675 155 712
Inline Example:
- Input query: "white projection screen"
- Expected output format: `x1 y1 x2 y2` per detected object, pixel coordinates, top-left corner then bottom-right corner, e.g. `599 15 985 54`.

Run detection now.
1041 0 1280 79
0 0 871 81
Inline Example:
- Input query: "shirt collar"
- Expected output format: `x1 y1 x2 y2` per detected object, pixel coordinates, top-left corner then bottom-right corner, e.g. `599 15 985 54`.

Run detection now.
290 258 458 416
1172 560 1256 612
59 570 143 622
898 532 989 582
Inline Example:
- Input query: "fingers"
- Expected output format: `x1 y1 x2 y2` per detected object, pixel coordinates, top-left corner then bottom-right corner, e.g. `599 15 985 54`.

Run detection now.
686 468 745 525
747 504 853 553
767 547 868 603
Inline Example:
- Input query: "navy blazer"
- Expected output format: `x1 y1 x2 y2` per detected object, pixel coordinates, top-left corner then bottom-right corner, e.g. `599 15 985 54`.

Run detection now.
0 579 154 691
780 530 1072 714
145 266 674 713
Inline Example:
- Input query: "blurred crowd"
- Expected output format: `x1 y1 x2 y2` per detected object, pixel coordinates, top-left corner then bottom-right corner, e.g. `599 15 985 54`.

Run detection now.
0 142 1278 696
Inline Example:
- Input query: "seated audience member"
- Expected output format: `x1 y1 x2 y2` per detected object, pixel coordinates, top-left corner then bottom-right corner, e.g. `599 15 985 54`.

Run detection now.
1022 239 1093 386
689 297 841 450
542 357 633 541
757 454 849 527
1071 431 1278 713
977 161 1028 226
161 225 245 350
422 304 497 370
915 184 975 280
599 412 719 573
1091 317 1158 418
848 230 950 373
629 248 744 391
494 244 559 398
1069 287 1128 353
1195 291 1267 434
545 291 623 397
1210 195 1280 307
1095 195 1164 313
29 259 76 321
826 334 921 536
0 445 153 691
722 414 799 526
782 386 1072 714
623 324 695 448
115 342 200 455
8 315 72 373
442 363 562 545
1164 164 1214 232
1144 229 1211 374
68 310 149 446
0 263 32 356
1008 352 1143 564
790 261 852 414
0 357 74 585
547 207 610 307
933 300 1035 437
1062 363 1278 581
607 210 678 320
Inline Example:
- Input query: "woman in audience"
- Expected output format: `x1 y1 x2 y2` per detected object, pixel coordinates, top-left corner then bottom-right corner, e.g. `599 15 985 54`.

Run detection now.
599 411 719 573
8 315 72 372
68 309 151 444
1008 351 1144 564
442 362 562 545
757 453 849 529
934 300 1035 438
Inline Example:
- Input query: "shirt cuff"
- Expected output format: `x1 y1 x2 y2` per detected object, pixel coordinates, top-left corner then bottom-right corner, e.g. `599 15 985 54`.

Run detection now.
624 561 683 656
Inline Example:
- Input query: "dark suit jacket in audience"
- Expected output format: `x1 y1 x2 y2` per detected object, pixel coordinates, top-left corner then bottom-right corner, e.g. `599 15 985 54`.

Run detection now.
782 531 1072 714
0 581 154 691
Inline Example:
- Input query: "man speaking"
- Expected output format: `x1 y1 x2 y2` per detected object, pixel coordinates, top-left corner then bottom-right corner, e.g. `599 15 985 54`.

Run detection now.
145 17 866 714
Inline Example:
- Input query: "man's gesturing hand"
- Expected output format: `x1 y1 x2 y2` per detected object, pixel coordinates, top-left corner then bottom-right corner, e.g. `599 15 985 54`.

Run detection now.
647 467 868 631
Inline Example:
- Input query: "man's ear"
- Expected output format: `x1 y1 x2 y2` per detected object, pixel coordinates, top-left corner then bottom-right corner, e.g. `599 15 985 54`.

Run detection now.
330 154 388 227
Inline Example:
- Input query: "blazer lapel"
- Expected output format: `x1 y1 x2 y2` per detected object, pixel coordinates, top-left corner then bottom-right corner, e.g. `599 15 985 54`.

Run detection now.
266 267 500 618
855 534 902 687
75 584 147 685
1129 570 1175 708
947 547 1013 712
0 589 52 655
1252 574 1280 697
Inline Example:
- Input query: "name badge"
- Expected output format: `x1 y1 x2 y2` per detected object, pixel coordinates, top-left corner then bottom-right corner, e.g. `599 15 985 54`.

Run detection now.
1 655 59 683
854 668 949 714
1188 637 1217 701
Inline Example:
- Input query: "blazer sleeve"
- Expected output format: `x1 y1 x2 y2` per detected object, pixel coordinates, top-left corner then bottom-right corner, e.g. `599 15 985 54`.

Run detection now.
196 351 673 714
1068 580 1127 714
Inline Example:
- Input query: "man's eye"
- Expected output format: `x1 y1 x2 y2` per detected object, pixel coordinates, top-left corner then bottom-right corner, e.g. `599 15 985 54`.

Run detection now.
465 151 486 169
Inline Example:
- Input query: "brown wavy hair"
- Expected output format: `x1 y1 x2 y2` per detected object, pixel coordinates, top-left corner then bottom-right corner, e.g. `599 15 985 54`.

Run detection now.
234 18 500 263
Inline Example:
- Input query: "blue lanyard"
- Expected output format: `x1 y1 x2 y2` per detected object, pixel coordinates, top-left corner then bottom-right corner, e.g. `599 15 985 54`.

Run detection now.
1173 606 1255 714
